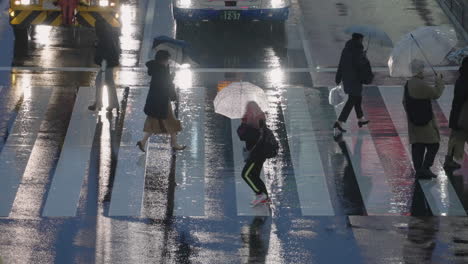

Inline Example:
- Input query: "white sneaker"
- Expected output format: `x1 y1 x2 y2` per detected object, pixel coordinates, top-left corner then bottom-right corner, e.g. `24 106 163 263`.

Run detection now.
250 193 269 207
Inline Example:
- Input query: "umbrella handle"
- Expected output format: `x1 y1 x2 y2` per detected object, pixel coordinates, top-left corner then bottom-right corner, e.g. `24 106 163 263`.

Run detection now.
410 34 438 76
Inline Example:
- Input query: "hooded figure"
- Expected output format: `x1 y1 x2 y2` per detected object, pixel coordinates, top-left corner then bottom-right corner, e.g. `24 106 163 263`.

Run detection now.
403 59 445 179
444 57 468 173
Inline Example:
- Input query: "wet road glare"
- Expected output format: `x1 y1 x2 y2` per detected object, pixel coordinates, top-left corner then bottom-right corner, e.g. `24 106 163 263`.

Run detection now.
1 0 468 263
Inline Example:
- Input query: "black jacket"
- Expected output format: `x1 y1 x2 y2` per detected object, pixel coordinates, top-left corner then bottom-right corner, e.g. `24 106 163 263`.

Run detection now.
94 20 120 67
335 39 373 96
449 75 468 130
237 122 265 161
144 61 177 119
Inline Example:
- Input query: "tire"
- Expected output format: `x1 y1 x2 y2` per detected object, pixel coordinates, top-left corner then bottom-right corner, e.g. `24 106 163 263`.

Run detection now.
13 26 29 46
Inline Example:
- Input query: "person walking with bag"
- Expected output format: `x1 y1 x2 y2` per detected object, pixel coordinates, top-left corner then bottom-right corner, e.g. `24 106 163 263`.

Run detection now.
444 57 468 175
88 16 120 112
334 33 373 133
403 59 445 179
136 50 186 152
237 101 272 207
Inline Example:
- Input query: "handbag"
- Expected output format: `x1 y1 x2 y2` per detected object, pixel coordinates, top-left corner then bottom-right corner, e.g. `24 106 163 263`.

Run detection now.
458 100 468 132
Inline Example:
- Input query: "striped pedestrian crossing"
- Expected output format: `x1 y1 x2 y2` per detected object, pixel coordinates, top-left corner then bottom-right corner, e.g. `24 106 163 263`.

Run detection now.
281 87 334 215
1 85 468 218
42 87 98 217
108 87 149 217
0 87 52 217
174 87 206 216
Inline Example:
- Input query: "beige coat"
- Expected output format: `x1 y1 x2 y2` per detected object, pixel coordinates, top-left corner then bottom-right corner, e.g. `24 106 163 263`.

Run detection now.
404 74 445 144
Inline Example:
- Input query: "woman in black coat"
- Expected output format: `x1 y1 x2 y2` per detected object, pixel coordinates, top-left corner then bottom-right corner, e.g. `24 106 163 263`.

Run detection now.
333 33 373 133
444 56 468 171
137 50 185 152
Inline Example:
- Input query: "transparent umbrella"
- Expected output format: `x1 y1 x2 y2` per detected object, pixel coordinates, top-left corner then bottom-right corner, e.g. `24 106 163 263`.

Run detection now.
214 82 269 119
388 26 458 77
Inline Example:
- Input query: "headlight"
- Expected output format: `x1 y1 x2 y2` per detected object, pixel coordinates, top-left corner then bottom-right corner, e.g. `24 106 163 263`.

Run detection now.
14 0 40 5
263 0 289 9
175 0 192 9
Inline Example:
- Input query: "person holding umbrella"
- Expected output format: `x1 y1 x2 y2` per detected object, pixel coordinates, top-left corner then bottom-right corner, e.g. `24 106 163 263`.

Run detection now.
88 16 120 112
237 101 270 207
444 57 468 174
403 59 444 179
334 33 373 133
136 50 186 152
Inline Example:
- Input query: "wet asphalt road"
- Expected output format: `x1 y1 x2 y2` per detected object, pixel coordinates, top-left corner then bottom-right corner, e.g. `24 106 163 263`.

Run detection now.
2 0 468 263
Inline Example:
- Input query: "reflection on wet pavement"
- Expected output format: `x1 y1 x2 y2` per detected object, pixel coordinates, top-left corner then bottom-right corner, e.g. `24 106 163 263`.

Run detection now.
2 0 468 263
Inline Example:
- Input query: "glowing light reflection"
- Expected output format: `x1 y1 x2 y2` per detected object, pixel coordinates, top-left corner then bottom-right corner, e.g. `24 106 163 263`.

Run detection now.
267 68 285 88
119 4 140 66
34 25 52 46
174 64 193 89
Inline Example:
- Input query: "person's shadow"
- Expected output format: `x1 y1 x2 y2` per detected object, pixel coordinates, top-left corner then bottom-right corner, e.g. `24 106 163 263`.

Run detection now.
240 216 271 263
403 217 439 263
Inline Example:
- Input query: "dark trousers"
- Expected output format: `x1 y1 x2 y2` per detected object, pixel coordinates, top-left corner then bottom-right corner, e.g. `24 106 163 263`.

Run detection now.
338 95 363 122
411 143 440 170
242 159 268 195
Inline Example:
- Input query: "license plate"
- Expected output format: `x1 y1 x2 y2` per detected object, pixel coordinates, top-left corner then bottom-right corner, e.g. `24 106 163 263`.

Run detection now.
221 11 241 20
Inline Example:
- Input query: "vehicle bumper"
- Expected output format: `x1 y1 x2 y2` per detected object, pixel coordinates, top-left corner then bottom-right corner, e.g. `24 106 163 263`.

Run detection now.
173 7 289 22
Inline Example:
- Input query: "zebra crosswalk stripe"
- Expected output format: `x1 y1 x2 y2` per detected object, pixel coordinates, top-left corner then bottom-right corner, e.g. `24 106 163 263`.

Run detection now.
109 87 149 217
42 87 98 217
282 87 334 215
0 87 52 217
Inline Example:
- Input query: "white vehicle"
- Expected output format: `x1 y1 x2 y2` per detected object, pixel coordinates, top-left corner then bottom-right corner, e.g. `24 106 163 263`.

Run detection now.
173 0 290 24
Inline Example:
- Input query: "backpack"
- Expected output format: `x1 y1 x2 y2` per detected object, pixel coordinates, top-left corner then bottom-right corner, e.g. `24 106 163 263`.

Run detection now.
261 126 279 159
404 81 433 126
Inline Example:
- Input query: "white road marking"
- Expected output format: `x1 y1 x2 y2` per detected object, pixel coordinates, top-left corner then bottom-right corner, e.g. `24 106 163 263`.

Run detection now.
109 87 149 216
42 87 97 217
282 87 335 215
174 87 206 216
0 87 52 217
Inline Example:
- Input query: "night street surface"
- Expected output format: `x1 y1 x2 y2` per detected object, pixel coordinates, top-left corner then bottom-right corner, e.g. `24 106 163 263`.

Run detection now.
1 0 468 263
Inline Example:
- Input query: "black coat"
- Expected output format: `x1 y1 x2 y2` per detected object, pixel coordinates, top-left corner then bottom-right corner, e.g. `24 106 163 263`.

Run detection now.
335 39 373 96
237 121 266 161
144 61 177 119
94 20 120 67
449 75 468 130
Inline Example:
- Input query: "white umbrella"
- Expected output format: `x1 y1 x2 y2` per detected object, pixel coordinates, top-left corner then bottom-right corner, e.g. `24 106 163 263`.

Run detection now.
388 26 458 77
344 25 393 49
214 82 269 119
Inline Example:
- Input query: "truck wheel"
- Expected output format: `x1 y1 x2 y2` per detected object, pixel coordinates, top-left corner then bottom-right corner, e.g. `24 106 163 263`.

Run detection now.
13 26 29 46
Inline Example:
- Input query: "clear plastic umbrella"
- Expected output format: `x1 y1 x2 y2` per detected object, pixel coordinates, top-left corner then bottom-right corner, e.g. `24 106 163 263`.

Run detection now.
388 26 458 77
214 82 269 119
344 25 393 50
